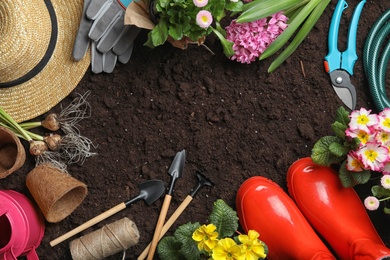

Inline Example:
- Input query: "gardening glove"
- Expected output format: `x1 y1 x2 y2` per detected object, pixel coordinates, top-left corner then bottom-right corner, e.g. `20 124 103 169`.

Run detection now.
73 0 141 73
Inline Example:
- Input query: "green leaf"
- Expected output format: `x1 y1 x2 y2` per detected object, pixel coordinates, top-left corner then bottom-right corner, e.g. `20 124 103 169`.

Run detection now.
372 186 390 198
331 121 347 139
351 170 371 185
311 136 344 166
328 142 349 157
209 199 238 238
338 163 354 188
239 0 302 21
225 1 243 12
261 0 322 61
151 21 169 47
169 24 184 40
174 223 201 260
384 207 390 214
334 106 351 126
157 236 185 260
211 27 235 58
266 0 329 72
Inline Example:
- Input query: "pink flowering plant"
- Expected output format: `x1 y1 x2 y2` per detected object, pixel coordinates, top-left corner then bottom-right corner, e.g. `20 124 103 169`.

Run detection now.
157 199 268 260
145 0 243 57
311 106 390 188
225 12 288 64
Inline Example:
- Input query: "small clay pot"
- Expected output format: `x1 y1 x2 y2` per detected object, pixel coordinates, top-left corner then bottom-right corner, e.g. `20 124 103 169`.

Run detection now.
0 126 26 179
26 164 88 223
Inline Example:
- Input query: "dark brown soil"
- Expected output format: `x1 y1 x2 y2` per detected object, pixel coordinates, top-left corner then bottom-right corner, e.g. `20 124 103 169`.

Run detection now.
1 1 390 259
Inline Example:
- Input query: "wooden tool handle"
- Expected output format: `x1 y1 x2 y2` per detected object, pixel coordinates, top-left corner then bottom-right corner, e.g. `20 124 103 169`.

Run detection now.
147 194 172 260
49 202 127 247
138 195 193 260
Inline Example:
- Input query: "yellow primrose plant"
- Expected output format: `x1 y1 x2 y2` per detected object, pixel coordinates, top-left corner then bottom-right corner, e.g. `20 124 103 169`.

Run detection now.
157 199 268 260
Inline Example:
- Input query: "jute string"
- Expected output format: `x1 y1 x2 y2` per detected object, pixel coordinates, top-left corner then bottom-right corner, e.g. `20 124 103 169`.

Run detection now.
70 217 140 260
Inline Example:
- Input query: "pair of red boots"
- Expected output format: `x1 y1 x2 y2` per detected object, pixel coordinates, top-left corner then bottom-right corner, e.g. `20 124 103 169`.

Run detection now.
236 157 390 260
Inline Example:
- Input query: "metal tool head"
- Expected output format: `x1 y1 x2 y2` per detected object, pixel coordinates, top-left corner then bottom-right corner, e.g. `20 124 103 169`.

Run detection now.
125 180 165 207
190 172 214 197
167 149 186 194
330 70 356 110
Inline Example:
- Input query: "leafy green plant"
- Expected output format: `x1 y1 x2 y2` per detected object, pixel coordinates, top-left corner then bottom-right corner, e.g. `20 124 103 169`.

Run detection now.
311 106 368 187
237 0 331 72
157 199 267 260
145 0 243 57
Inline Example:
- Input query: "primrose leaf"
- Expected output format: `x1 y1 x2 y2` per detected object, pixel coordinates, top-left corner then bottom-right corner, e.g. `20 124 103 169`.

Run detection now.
372 186 390 198
335 106 351 126
328 142 349 157
338 162 354 188
174 222 201 260
157 236 185 260
351 170 371 185
311 136 344 166
331 121 347 139
209 199 238 238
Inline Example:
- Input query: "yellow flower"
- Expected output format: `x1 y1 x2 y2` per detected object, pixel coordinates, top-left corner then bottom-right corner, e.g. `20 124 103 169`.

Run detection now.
212 237 244 260
238 230 267 260
192 224 219 252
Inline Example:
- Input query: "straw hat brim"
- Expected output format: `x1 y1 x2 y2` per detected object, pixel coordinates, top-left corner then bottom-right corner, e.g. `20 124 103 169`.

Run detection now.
0 0 90 123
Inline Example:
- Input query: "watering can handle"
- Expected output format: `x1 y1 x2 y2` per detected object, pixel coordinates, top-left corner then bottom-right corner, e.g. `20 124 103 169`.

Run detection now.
25 247 39 260
1 247 18 260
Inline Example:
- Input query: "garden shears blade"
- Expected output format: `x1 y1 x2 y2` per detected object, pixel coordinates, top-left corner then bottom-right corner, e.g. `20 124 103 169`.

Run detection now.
324 0 366 110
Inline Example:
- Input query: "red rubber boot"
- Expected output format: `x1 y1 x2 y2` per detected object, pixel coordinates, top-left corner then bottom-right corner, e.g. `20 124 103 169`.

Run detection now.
287 157 390 260
236 176 335 259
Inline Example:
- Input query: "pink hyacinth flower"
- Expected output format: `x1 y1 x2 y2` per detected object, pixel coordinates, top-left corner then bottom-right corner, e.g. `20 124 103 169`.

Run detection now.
225 13 288 64
196 10 213 29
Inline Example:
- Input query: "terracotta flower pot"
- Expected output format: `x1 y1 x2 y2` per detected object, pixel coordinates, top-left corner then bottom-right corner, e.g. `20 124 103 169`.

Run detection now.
0 126 26 179
26 164 88 223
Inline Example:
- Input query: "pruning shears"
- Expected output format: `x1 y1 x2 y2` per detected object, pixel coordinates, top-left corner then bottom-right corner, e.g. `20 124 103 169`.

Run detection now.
324 0 366 110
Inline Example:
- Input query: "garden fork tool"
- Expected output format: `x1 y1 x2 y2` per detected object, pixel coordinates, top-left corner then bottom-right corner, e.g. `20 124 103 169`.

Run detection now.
324 0 366 110
138 172 214 260
147 149 186 260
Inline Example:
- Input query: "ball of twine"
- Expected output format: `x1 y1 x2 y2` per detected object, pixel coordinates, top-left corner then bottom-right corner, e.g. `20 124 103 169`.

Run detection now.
70 217 140 260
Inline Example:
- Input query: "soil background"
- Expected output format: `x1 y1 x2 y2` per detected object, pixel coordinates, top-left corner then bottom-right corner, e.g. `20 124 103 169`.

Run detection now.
1 1 390 259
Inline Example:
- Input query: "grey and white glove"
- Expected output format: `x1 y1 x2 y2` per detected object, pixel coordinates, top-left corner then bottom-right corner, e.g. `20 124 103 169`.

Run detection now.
73 0 141 73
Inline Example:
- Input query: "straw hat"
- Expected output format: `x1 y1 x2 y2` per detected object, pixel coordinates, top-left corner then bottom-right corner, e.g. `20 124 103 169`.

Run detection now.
0 0 90 123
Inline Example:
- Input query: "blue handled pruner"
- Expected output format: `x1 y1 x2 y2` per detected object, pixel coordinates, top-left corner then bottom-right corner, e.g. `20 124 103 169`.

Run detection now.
324 0 366 110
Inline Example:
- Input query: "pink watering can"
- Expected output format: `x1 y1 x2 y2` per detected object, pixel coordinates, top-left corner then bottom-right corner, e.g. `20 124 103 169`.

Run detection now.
0 190 45 260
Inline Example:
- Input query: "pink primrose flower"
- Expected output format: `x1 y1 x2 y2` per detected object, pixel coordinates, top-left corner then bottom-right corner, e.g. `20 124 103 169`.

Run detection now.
345 128 374 146
364 196 380 211
356 141 389 171
193 0 208 8
378 108 390 132
346 152 366 172
196 10 213 29
382 162 390 175
349 108 379 133
225 13 288 64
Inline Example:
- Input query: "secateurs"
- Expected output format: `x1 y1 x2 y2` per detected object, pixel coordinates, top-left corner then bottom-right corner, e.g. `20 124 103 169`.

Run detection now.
324 0 366 110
